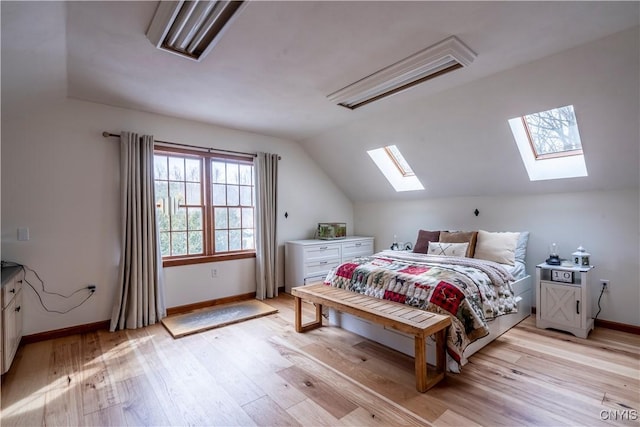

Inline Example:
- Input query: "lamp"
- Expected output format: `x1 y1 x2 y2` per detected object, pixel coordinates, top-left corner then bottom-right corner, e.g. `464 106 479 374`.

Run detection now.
146 0 246 61
327 36 476 110
546 243 561 266
572 246 591 267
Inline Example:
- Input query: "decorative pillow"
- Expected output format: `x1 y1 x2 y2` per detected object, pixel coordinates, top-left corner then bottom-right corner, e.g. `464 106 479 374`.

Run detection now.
427 241 469 257
474 230 520 266
515 231 530 263
439 231 478 257
413 230 440 254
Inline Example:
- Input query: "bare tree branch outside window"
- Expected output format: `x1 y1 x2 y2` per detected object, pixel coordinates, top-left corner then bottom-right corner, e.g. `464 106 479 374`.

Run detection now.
523 105 583 159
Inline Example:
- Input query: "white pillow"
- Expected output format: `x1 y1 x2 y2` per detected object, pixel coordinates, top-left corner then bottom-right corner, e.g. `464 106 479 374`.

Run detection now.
474 230 520 265
427 242 469 257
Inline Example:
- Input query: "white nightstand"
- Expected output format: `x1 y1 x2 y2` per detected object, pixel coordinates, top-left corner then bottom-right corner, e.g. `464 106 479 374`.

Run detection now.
535 263 594 338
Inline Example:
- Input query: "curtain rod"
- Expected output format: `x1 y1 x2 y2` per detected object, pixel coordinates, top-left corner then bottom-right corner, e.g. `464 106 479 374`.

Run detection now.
102 131 261 159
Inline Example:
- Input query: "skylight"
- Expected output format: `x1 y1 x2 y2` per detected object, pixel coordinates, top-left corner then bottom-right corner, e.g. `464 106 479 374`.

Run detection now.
368 145 424 191
523 105 583 159
509 105 588 181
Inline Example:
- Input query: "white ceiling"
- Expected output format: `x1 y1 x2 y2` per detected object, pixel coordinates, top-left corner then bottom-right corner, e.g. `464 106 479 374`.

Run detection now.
3 1 639 202
65 1 639 142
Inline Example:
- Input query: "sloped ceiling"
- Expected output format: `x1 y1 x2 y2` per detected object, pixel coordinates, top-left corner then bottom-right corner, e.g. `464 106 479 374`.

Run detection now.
3 1 639 201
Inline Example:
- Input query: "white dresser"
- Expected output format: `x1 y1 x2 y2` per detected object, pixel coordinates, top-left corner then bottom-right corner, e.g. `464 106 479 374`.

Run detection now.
285 236 374 293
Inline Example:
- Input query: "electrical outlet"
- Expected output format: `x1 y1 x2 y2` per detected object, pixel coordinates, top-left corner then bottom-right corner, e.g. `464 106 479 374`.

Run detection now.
600 279 610 292
211 268 218 278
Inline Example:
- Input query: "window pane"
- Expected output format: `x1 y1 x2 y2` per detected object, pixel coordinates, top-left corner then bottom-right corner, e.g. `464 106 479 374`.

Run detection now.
188 231 203 254
169 182 185 206
185 158 201 182
229 230 241 251
214 207 228 229
227 163 239 184
242 229 254 250
159 232 170 256
172 232 187 255
169 157 184 181
229 208 241 228
215 230 228 252
188 208 202 230
172 207 187 231
212 184 226 205
524 105 582 157
239 164 252 185
186 182 201 205
240 186 252 206
227 185 239 206
154 155 168 179
157 210 170 232
242 208 254 228
212 161 226 184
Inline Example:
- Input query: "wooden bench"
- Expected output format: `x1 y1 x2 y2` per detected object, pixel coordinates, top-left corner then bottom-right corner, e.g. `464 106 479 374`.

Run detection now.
291 283 451 392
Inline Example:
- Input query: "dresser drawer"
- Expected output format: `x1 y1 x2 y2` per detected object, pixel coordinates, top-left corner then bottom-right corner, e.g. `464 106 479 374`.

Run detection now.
2 273 23 310
304 258 341 278
342 240 374 259
304 244 341 262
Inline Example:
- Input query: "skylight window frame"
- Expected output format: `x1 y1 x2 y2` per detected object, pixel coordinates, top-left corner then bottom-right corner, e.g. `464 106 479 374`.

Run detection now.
367 145 424 192
384 145 416 177
508 104 588 182
521 106 584 161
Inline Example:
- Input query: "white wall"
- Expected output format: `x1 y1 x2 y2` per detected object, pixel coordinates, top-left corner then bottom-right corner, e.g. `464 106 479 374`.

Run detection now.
354 188 640 326
1 97 353 335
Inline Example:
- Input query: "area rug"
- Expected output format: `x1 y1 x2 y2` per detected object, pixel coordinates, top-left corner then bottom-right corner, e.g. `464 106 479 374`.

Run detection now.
161 299 278 338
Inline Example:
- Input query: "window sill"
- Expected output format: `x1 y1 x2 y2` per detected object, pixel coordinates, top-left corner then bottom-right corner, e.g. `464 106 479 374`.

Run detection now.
162 252 256 268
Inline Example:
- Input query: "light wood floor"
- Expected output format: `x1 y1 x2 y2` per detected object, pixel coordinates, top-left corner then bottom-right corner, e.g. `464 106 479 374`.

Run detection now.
2 294 638 426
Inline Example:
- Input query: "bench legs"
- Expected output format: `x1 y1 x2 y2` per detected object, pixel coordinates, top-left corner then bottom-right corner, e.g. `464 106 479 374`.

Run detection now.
415 328 447 392
294 296 323 333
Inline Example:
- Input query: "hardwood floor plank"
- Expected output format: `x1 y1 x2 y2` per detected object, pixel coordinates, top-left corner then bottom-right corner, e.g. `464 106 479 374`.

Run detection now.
277 365 359 419
286 398 341 426
0 341 52 426
80 331 119 415
242 394 302 427
44 337 84 426
1 295 638 427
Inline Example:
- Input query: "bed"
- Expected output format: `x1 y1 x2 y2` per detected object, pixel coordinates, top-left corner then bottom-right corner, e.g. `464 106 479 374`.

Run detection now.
323 230 533 372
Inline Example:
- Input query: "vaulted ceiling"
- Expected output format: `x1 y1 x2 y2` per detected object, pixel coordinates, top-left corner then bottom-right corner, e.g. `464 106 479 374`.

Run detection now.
3 1 639 201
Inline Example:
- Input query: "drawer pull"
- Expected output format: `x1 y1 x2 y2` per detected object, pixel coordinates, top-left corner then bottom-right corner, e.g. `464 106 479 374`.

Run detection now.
9 288 15 294
355 243 362 247
17 280 22 284
576 300 580 315
319 246 328 250
320 261 328 265
15 306 21 313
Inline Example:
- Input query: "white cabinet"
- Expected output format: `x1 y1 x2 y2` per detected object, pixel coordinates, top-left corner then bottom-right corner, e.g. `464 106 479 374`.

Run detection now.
536 263 593 338
2 266 24 374
285 236 374 293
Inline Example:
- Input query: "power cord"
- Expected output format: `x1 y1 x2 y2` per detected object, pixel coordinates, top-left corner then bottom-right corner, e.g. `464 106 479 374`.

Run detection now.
2 261 95 314
593 282 606 321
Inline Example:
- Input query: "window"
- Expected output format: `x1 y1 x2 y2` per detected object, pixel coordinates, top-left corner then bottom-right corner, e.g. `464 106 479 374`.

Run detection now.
509 105 588 181
154 147 255 266
522 105 583 159
367 144 424 191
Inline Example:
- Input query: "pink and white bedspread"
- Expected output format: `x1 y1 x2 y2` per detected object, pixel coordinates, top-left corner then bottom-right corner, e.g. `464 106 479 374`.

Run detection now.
324 250 518 365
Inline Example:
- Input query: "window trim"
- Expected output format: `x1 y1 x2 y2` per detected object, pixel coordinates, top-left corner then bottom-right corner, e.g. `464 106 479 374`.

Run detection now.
154 146 256 267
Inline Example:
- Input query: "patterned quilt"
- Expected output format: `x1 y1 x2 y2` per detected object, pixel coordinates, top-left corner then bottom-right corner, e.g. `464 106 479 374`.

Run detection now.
323 250 518 365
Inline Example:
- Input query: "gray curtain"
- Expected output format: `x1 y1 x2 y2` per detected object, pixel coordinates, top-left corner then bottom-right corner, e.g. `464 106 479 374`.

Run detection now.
255 152 279 300
110 132 166 331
